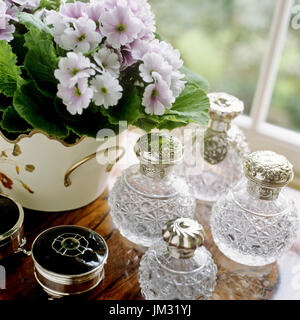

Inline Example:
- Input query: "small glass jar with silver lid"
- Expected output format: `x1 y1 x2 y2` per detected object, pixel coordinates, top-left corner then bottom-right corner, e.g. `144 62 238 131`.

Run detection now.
109 132 195 247
0 194 28 259
185 92 250 204
31 225 108 298
138 217 217 300
211 150 299 266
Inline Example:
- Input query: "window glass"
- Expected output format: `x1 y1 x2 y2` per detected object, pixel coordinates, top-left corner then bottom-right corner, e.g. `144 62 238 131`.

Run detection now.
150 0 275 115
268 0 300 133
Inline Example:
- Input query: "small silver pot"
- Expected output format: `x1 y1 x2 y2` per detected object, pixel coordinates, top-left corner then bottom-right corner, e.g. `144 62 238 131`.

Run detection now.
0 194 28 259
31 225 108 298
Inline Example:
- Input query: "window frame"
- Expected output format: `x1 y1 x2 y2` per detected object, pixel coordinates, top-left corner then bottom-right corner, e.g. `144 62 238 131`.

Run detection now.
235 0 300 186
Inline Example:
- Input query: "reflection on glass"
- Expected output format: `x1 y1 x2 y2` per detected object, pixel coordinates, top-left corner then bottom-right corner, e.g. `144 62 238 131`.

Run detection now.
150 0 275 114
268 0 300 133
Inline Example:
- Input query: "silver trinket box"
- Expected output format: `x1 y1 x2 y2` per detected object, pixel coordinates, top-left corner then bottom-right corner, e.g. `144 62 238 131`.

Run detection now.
31 225 108 298
0 194 28 259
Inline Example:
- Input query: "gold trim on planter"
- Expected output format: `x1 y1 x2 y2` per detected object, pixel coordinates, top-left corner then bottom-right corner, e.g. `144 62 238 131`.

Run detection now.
64 146 125 187
0 130 86 147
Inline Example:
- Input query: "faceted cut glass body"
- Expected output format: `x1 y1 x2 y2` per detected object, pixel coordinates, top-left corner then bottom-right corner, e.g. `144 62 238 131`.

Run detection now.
109 164 195 247
138 240 217 300
211 179 299 266
187 124 249 203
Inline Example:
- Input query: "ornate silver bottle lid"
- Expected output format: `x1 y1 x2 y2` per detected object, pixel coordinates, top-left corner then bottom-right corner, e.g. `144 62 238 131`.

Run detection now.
244 150 293 188
134 133 183 165
208 92 244 122
204 92 245 165
162 218 205 259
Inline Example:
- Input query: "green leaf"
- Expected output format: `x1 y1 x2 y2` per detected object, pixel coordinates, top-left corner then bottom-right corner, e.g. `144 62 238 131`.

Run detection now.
13 82 69 139
100 87 142 125
24 28 59 97
154 32 165 41
55 44 67 57
0 106 32 133
134 117 159 132
0 105 8 112
36 0 62 10
162 84 210 127
157 117 188 131
10 33 27 64
54 98 118 138
0 94 12 111
133 84 209 131
23 26 52 48
18 12 52 34
181 66 209 92
0 41 24 97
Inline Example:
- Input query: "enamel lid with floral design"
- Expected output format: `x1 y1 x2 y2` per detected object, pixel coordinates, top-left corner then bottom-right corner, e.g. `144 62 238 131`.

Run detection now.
32 225 108 276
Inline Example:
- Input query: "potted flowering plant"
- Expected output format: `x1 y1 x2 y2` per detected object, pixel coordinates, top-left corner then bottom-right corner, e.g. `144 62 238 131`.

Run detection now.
0 0 209 211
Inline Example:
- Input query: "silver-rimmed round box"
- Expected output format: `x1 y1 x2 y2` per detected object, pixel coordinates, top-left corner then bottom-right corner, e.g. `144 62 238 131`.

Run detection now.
31 225 108 298
0 194 27 259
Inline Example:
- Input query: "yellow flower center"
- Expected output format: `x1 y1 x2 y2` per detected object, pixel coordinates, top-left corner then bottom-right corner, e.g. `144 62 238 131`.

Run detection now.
101 86 109 94
71 68 81 76
77 34 86 42
151 88 159 98
115 23 126 33
74 86 82 97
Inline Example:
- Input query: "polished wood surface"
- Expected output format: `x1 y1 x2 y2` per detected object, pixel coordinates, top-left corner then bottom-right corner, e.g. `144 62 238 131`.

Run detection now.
1 129 299 300
0 183 300 300
0 189 143 300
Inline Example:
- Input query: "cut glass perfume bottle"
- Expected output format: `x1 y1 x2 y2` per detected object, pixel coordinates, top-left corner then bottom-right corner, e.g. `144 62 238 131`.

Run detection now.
211 150 299 266
109 133 195 247
138 217 217 300
186 92 250 204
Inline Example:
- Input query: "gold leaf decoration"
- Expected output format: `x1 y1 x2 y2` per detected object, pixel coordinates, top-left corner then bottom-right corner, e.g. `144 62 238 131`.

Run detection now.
12 144 22 156
19 180 34 194
16 166 20 175
0 151 8 158
25 164 35 172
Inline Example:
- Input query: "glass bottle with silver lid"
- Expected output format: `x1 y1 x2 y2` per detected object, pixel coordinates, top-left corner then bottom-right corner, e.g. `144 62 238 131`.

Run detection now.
109 133 195 247
186 92 250 205
138 217 217 300
211 150 299 266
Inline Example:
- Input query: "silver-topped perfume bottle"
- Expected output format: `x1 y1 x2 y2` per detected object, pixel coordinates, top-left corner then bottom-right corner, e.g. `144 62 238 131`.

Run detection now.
211 150 299 266
138 217 217 300
109 133 195 247
186 92 250 204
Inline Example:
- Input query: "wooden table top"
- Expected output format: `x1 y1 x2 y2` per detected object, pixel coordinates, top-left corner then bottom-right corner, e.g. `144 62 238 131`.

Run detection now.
0 182 299 300
1 129 300 302
0 189 145 300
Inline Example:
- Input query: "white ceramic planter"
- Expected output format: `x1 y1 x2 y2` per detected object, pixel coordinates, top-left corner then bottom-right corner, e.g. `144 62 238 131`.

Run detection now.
0 131 124 212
